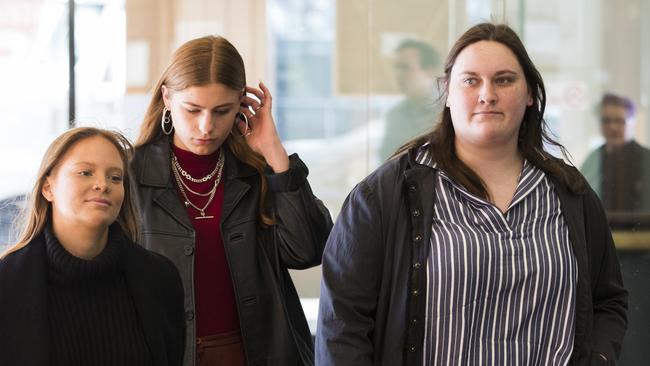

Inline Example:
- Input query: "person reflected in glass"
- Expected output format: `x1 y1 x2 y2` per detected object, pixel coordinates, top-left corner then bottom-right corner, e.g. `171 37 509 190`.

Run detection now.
581 93 650 212
0 127 184 365
379 39 442 161
317 23 627 366
131 36 333 366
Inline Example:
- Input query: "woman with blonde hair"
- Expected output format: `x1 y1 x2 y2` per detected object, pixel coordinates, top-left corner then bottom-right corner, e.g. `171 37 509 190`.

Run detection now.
0 127 184 365
131 35 332 366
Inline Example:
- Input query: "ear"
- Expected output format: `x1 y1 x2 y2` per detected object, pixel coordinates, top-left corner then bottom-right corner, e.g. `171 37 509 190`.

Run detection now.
42 177 54 202
527 89 534 107
161 85 170 108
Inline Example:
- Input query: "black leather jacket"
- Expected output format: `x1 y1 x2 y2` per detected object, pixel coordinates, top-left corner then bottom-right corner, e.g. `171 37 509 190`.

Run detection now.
317 147 627 366
131 138 333 366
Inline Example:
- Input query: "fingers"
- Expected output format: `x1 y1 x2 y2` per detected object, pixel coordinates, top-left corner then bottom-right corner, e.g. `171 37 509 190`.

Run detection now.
245 85 264 101
257 81 271 102
241 95 263 112
245 81 272 110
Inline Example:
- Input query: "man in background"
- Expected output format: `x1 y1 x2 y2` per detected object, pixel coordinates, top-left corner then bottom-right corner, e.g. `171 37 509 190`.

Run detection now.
379 39 441 160
581 92 650 212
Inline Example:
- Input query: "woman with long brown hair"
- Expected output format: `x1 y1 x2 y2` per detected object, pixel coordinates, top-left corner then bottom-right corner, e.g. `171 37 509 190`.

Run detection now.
317 23 627 365
0 127 184 366
131 35 332 366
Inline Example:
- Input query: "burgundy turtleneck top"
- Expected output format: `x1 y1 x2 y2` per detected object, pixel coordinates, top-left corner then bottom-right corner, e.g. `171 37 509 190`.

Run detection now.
172 145 239 337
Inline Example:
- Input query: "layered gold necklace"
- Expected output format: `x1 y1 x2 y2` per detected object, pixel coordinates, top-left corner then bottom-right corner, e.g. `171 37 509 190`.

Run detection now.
171 149 225 220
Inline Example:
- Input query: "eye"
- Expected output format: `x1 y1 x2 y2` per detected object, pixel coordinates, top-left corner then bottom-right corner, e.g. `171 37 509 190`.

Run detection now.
110 175 123 183
185 108 200 114
214 108 232 115
79 170 92 177
495 76 514 85
463 78 477 86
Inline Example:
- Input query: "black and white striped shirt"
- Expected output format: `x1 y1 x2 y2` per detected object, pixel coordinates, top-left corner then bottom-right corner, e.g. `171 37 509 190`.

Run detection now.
417 147 578 366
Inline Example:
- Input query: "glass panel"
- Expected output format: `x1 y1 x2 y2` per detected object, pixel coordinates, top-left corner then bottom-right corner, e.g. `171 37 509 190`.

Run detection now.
0 0 126 249
0 0 69 248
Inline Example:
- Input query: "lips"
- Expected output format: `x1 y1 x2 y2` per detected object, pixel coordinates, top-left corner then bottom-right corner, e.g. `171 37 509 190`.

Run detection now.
194 138 217 145
473 110 503 115
86 198 111 206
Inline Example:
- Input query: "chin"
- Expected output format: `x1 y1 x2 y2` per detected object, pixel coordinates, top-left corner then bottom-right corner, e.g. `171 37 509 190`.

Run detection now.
192 147 219 156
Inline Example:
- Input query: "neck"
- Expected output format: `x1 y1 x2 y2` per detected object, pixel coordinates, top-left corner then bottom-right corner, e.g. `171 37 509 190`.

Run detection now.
457 137 520 168
605 139 630 152
455 140 523 213
51 220 109 260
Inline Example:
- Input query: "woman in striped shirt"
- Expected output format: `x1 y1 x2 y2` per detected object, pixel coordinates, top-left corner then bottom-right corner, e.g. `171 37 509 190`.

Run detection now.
317 23 627 366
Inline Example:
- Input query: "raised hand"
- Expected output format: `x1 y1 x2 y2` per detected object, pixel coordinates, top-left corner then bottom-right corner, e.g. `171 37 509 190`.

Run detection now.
237 81 289 173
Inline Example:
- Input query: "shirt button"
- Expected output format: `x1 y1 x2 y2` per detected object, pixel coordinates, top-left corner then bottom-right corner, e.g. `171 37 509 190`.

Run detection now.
413 235 422 243
412 289 419 296
412 209 420 217
411 318 417 325
185 310 194 321
183 245 194 256
409 345 416 352
413 262 421 269
409 185 417 192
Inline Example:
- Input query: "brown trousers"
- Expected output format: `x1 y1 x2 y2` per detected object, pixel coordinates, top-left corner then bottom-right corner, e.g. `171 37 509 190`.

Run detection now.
196 331 247 366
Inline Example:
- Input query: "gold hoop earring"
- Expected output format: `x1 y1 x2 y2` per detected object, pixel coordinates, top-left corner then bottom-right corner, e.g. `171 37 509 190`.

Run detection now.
231 112 251 137
161 107 173 135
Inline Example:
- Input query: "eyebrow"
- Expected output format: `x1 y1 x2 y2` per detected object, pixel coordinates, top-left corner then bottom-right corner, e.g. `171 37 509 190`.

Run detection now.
182 101 236 109
71 162 124 172
459 70 518 76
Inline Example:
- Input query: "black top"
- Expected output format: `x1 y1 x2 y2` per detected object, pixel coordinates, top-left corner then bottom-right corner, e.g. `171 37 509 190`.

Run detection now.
0 222 184 366
45 225 153 366
601 140 650 211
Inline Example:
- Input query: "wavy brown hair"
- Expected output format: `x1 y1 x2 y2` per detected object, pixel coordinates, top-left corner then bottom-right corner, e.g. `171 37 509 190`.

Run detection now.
2 127 138 259
397 23 583 198
135 35 273 225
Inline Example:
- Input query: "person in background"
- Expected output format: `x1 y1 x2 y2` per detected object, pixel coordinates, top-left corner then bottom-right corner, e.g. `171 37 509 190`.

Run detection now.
0 127 184 366
379 39 441 160
131 35 332 366
581 92 650 212
317 23 627 365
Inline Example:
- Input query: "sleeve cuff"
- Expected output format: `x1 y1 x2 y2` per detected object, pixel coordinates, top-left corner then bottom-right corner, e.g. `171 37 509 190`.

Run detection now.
265 153 309 192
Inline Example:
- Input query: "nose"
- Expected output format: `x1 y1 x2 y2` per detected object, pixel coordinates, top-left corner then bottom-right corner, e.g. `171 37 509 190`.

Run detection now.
94 177 110 193
198 112 215 135
479 84 497 105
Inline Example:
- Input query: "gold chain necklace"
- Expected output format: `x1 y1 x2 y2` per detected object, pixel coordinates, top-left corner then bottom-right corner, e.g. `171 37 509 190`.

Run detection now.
171 150 225 220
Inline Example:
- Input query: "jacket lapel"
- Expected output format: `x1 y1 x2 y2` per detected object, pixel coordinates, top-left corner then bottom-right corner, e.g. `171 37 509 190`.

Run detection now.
138 138 193 231
552 177 590 354
153 188 193 231
221 149 256 224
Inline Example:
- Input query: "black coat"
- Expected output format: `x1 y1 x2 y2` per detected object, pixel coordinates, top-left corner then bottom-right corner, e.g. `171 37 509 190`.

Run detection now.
0 226 185 366
130 138 333 366
317 148 628 366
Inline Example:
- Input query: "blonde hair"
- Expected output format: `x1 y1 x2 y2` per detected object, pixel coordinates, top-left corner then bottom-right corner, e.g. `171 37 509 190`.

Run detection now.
136 35 273 225
1 127 138 259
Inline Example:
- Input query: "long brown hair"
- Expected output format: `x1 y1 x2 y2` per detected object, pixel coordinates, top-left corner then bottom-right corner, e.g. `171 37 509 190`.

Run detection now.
2 127 138 259
398 23 583 198
136 35 273 225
